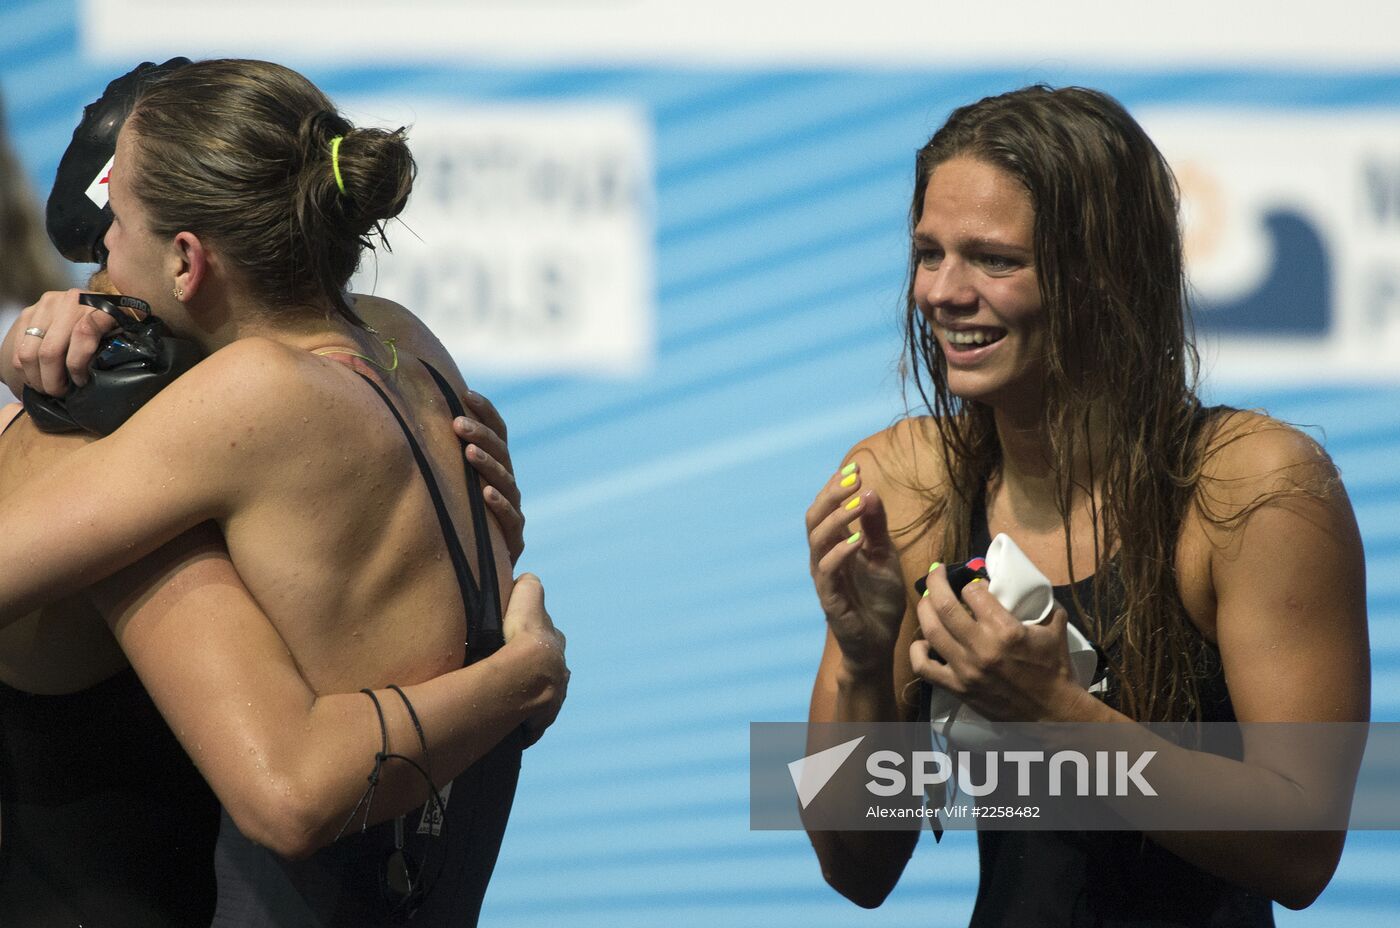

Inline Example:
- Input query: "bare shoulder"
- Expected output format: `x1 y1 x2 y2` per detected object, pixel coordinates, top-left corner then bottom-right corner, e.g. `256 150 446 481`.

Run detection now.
1196 409 1341 510
846 416 948 494
99 337 361 477
1188 408 1355 569
843 415 949 553
350 295 468 394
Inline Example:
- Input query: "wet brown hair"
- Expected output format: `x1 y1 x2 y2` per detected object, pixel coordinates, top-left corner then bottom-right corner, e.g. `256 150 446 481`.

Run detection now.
0 90 69 304
124 58 414 327
900 85 1211 722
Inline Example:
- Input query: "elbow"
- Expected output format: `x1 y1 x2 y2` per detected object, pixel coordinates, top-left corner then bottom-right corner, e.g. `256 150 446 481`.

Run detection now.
222 779 337 861
824 868 896 909
1272 835 1344 911
808 831 907 909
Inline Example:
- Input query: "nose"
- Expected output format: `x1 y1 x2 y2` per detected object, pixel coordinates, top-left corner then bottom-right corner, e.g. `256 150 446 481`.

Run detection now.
916 255 976 316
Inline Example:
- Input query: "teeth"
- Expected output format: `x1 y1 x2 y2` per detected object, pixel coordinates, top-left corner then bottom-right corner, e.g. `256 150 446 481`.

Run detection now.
944 328 1003 347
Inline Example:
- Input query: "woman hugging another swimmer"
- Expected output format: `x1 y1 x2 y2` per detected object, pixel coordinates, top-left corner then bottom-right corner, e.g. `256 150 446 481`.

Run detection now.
0 58 566 927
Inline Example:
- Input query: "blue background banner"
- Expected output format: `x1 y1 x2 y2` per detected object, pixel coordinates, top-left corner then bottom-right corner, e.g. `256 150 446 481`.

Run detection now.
3 0 1398 922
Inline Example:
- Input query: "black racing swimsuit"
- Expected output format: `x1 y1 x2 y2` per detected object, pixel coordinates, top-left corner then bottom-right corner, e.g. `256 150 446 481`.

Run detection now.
957 425 1276 927
0 410 221 928
210 360 522 928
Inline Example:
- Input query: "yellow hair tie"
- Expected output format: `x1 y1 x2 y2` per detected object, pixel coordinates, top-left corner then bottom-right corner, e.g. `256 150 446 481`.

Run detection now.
329 135 346 195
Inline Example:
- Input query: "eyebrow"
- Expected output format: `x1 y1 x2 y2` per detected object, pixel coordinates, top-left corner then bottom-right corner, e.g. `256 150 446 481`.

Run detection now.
912 232 1031 254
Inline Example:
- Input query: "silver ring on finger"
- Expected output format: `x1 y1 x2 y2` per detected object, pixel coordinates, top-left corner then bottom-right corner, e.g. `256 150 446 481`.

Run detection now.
23 327 46 338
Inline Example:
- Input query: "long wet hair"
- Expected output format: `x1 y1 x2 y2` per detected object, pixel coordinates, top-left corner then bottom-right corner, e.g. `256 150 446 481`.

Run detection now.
124 59 414 328
0 90 69 305
901 85 1211 722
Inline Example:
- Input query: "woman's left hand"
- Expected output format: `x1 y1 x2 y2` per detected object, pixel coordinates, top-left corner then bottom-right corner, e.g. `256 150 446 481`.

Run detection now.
910 565 1087 723
452 390 524 565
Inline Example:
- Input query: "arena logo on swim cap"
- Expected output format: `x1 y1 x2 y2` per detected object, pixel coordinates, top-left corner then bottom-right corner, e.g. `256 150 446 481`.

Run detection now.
85 155 114 209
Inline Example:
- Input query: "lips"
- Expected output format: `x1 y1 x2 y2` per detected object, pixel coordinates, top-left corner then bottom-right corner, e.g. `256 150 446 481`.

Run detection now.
937 325 1008 362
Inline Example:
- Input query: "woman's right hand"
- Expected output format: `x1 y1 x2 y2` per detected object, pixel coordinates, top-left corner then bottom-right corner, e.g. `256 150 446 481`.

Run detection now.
806 461 908 679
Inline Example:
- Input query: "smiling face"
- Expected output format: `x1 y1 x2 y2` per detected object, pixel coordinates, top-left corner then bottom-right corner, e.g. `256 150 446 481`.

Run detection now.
913 156 1045 414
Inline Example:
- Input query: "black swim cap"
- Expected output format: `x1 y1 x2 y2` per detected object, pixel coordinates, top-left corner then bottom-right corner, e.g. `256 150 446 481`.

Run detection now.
45 57 191 265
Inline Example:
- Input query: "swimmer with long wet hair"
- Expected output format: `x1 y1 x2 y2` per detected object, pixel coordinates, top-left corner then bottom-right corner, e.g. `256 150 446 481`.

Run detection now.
0 58 566 927
804 85 1369 924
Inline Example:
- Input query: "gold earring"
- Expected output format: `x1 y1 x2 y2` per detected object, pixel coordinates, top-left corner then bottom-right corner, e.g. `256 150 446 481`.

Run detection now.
173 285 184 300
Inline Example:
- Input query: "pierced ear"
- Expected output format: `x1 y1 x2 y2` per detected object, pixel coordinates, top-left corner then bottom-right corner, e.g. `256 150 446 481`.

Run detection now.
171 231 207 302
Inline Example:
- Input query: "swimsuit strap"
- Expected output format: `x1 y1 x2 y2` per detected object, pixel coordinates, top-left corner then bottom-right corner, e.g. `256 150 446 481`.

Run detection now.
417 360 504 661
354 372 499 666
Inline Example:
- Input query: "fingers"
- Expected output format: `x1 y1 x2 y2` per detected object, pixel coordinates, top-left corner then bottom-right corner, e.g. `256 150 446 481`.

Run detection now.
457 429 518 508
910 638 960 689
68 310 118 387
916 565 973 667
509 572 543 612
483 480 524 565
810 489 876 577
455 422 524 563
11 290 119 396
463 389 507 441
804 461 862 533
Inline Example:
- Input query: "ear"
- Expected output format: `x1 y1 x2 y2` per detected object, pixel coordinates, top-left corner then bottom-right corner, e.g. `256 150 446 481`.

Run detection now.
169 230 207 302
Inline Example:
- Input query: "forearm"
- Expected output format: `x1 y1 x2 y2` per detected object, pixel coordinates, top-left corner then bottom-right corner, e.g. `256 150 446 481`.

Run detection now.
213 636 551 858
806 664 920 908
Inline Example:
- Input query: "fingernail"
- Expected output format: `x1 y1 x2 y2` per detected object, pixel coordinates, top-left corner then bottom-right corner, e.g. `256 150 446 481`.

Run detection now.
968 578 983 585
840 462 857 476
922 589 930 598
840 474 857 488
846 531 861 545
844 497 860 511
929 561 941 573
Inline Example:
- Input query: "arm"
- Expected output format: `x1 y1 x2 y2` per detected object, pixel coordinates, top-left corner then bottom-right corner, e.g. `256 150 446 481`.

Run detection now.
92 523 567 860
804 433 930 907
0 337 286 623
913 418 1369 909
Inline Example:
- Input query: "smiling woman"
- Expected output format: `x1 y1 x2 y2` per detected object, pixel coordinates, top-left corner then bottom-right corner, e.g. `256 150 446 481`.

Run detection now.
802 85 1368 925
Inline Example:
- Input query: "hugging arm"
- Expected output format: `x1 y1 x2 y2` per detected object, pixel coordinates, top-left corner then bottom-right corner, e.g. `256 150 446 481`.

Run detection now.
92 524 566 860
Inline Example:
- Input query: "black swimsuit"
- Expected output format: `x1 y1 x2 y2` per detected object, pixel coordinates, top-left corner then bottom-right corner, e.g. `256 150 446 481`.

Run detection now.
959 420 1276 927
210 360 522 928
0 410 221 928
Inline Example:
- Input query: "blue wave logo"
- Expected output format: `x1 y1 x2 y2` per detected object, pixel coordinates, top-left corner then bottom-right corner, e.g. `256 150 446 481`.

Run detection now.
1194 209 1332 336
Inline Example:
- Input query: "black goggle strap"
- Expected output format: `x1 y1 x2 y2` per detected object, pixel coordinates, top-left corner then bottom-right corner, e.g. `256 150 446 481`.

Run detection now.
77 292 152 330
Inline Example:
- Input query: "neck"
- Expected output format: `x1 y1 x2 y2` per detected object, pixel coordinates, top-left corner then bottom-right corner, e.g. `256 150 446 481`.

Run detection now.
990 397 1107 527
178 285 360 356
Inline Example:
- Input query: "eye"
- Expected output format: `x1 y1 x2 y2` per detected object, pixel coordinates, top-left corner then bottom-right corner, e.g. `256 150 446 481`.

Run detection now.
916 247 944 269
979 253 1021 273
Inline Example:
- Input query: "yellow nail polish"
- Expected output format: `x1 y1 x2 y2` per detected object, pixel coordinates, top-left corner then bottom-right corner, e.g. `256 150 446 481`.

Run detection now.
922 589 930 598
844 497 860 511
847 531 862 545
841 462 857 476
840 474 857 488
929 561 941 573
969 577 983 585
